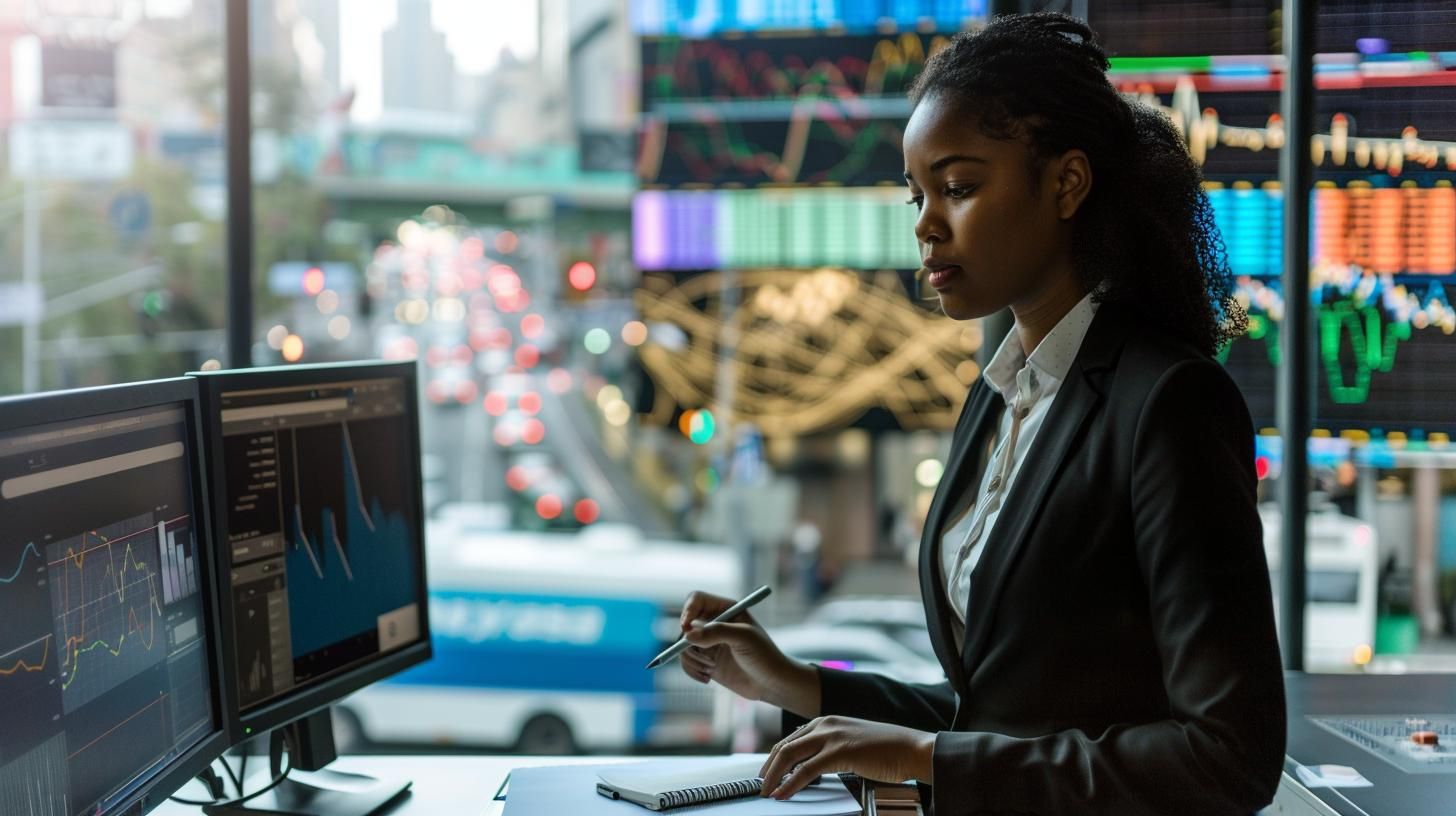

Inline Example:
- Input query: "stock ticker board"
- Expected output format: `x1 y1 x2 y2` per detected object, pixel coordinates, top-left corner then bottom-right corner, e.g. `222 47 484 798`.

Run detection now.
630 1 1456 436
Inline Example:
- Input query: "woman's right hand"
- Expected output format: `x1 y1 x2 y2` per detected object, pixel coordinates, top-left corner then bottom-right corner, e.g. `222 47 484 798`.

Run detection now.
676 591 820 719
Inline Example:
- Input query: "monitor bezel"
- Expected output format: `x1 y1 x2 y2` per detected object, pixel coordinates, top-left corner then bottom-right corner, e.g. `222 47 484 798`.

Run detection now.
0 377 231 815
190 360 432 738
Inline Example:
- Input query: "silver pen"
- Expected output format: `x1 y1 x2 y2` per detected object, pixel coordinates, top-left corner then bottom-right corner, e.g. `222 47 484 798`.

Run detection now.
646 585 773 669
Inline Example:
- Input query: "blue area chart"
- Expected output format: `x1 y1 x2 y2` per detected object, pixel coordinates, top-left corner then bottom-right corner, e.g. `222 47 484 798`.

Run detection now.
284 427 417 657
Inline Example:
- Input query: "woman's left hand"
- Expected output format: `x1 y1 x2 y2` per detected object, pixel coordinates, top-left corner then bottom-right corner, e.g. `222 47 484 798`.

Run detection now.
757 715 936 800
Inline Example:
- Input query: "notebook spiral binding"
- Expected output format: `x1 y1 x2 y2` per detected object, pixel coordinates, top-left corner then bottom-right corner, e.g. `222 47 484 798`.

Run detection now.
658 777 763 809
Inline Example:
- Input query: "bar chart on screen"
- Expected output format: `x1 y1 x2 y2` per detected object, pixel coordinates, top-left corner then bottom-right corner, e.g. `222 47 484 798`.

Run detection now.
157 517 198 605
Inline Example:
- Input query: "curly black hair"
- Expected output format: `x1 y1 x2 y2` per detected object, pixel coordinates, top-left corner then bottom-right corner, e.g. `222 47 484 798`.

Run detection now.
907 12 1246 356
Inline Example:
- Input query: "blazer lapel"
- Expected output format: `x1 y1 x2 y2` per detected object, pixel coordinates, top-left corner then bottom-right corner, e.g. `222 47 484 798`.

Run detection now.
919 380 999 691
957 306 1129 680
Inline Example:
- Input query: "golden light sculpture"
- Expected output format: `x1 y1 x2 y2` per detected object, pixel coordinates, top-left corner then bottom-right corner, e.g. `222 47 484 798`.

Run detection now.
635 268 980 437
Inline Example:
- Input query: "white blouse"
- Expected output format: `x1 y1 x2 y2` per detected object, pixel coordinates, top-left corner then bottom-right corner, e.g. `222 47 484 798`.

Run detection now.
939 293 1099 651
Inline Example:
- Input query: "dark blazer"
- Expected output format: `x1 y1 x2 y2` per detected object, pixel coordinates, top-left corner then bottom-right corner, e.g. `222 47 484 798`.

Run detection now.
788 302 1286 815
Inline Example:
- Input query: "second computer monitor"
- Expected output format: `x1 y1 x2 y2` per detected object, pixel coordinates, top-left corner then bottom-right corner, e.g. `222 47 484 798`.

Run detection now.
193 361 430 734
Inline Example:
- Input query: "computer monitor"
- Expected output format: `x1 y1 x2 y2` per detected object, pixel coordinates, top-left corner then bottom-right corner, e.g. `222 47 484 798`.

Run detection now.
0 379 229 816
191 362 429 771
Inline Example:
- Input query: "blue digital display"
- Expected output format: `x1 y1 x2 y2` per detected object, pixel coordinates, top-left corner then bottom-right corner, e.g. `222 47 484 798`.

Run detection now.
632 0 986 37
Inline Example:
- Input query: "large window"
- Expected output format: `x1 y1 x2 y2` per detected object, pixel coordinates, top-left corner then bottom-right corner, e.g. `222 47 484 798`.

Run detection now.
6 0 1454 759
0 2 227 394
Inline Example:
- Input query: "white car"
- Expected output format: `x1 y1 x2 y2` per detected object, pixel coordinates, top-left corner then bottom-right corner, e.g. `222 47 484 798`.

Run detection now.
804 596 937 662
743 624 946 746
770 624 945 685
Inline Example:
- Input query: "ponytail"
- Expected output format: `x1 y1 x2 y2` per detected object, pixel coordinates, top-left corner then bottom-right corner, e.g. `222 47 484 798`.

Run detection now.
1074 100 1247 354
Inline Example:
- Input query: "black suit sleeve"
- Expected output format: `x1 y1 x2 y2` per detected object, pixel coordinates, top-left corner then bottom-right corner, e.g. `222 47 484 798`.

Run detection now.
781 666 956 738
928 359 1286 816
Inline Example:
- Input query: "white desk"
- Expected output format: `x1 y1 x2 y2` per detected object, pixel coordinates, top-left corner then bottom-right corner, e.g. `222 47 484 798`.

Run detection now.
152 754 637 816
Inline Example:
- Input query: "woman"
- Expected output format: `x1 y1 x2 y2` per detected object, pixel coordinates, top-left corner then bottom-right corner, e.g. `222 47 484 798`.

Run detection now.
678 12 1286 816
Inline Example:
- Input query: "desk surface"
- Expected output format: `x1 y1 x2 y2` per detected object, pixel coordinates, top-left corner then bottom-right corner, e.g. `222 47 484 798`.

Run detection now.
153 674 1456 816
1281 672 1456 816
152 754 638 816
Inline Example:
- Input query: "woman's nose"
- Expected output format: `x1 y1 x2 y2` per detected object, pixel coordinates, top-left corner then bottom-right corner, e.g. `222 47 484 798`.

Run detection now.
915 207 946 245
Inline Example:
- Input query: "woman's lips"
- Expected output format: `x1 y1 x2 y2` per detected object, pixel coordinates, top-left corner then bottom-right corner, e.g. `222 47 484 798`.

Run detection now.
927 266 962 290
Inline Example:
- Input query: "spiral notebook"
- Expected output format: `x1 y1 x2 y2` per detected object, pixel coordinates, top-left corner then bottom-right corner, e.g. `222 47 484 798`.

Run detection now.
596 758 803 812
502 758 859 816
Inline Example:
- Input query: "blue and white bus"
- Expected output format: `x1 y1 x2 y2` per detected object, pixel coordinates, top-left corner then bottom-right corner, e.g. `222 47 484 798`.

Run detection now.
337 517 741 753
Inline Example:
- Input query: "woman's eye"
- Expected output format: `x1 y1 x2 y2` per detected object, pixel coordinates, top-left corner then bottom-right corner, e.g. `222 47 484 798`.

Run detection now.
945 185 975 199
905 196 924 210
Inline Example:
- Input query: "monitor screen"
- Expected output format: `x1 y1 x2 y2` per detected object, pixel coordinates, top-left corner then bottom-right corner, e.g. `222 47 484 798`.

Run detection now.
198 363 428 725
0 384 224 816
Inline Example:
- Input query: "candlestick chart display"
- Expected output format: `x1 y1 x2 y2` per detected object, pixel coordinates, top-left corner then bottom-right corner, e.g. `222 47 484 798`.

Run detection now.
632 1 1456 436
639 32 940 187
635 27 950 278
1119 45 1456 436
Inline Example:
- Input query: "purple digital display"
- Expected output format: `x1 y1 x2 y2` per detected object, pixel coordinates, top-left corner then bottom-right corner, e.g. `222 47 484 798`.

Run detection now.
633 191 670 270
633 191 721 270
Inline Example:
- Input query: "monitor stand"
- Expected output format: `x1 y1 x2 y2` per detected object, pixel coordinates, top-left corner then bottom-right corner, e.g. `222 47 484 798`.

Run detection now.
205 710 411 816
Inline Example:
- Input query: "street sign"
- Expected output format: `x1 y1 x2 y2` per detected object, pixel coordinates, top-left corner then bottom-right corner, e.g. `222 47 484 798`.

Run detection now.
109 190 152 240
41 42 116 109
9 120 132 181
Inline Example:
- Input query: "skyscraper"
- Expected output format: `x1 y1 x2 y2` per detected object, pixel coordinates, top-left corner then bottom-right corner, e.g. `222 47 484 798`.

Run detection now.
296 0 341 102
381 0 456 114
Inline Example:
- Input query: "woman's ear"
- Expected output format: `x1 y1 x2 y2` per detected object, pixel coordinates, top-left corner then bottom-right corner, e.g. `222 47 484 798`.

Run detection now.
1054 149 1093 220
